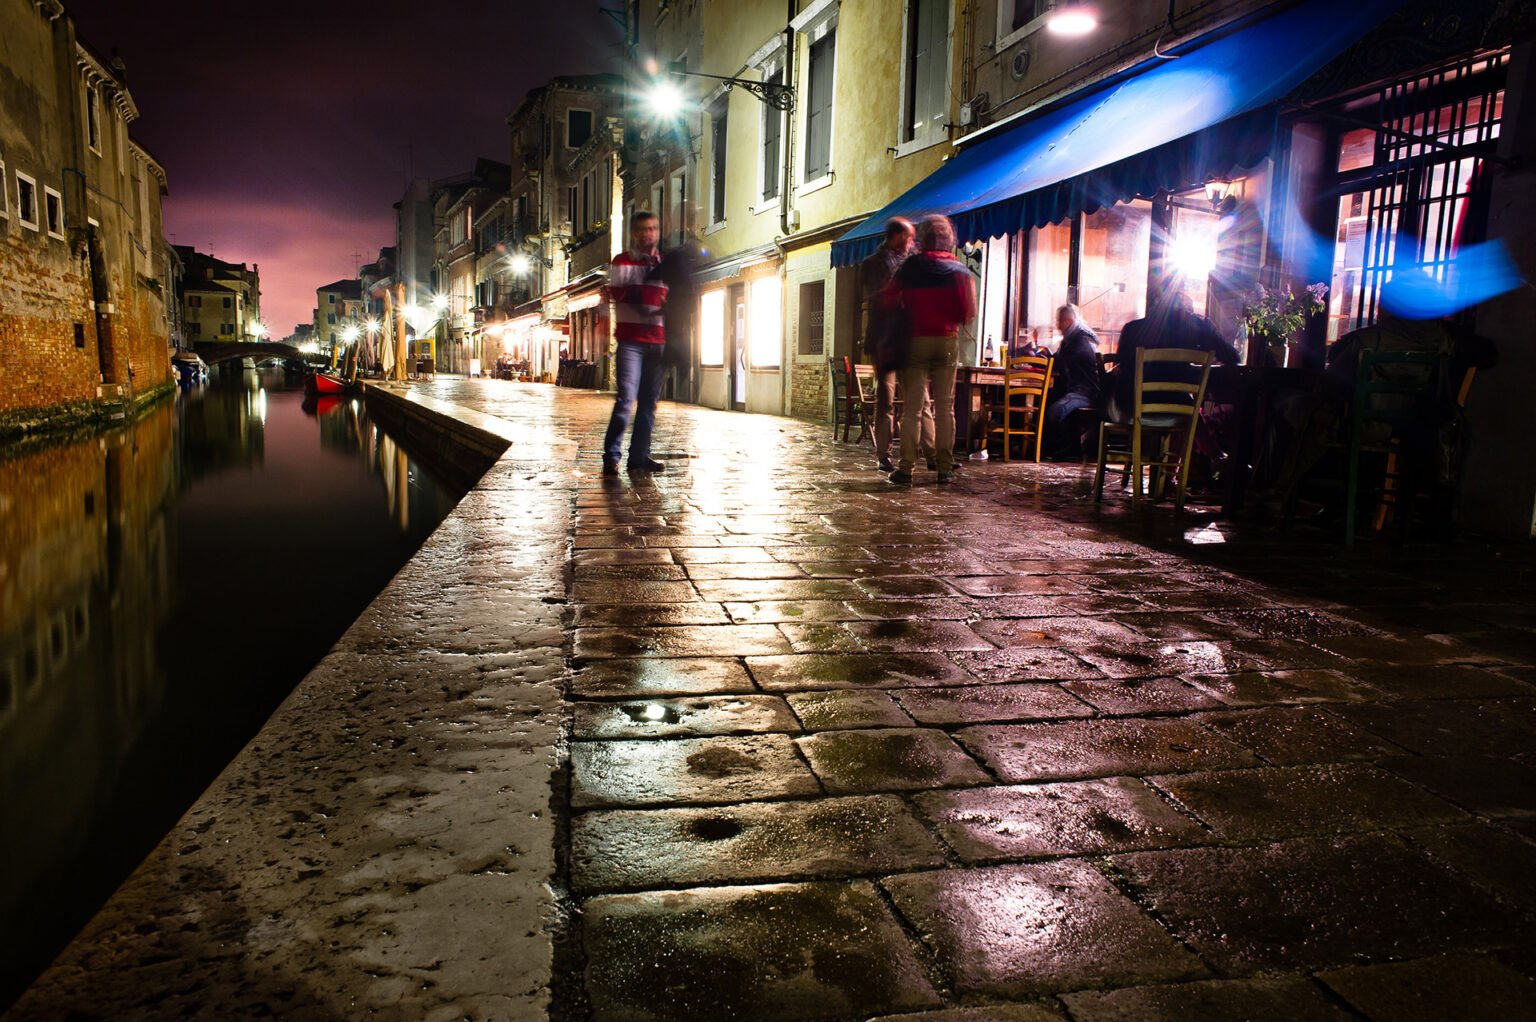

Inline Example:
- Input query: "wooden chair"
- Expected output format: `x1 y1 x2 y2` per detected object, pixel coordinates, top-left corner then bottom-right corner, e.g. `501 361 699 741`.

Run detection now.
987 354 1053 462
829 355 854 440
1095 348 1214 511
852 363 881 449
1343 349 1441 547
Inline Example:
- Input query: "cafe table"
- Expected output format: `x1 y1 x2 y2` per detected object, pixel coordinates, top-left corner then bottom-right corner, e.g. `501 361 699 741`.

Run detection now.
953 365 1007 458
1204 363 1318 514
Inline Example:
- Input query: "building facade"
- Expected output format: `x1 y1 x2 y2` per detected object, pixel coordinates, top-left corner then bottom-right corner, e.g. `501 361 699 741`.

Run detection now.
0 0 174 430
174 247 262 345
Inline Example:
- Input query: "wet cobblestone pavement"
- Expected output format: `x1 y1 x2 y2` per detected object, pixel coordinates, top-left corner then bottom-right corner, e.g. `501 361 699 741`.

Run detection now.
412 380 1536 1022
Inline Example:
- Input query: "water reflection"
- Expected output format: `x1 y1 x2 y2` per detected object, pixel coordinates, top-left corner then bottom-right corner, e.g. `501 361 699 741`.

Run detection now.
0 366 467 1007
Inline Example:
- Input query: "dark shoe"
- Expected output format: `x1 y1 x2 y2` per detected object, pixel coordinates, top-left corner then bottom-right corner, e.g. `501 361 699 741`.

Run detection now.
937 471 954 484
888 469 913 484
628 457 666 474
602 458 620 477
877 455 894 472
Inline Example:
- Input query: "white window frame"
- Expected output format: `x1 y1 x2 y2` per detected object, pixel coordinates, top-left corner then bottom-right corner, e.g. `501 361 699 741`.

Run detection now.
15 171 39 231
0 158 8 220
43 186 64 240
794 0 841 191
565 107 594 150
707 97 729 229
85 85 101 154
747 35 788 215
997 0 1051 53
894 0 954 158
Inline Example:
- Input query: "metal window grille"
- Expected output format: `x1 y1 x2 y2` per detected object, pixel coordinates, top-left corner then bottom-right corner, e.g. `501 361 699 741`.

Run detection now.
1328 49 1507 338
798 281 825 355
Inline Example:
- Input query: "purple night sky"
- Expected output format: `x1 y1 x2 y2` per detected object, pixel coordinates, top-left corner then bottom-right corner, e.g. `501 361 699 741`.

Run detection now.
65 1 621 336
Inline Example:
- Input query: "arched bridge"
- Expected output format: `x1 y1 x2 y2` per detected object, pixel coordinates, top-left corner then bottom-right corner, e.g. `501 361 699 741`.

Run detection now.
192 341 315 365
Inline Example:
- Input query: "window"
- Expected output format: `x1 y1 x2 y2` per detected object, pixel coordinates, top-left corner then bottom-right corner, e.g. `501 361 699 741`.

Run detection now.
667 171 686 247
1080 201 1151 349
0 158 7 219
189 322 201 336
189 295 202 308
804 31 837 181
220 323 234 336
902 0 949 146
16 172 38 230
998 0 1049 50
699 289 725 366
85 86 101 152
761 70 783 201
649 181 664 234
748 275 781 368
327 313 336 324
710 102 728 224
567 109 593 149
797 281 825 355
44 187 64 239
327 294 336 304
222 296 232 309
582 175 591 231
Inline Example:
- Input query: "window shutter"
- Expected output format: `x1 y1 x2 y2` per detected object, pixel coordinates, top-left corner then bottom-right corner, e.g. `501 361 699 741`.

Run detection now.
805 32 836 180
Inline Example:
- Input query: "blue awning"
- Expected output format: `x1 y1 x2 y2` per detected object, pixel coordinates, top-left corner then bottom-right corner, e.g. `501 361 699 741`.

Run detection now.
831 0 1404 267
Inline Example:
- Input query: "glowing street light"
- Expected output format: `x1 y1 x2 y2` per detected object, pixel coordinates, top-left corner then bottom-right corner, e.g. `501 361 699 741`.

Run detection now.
431 293 450 312
365 318 381 335
646 80 686 118
249 321 267 340
340 323 362 343
1046 2 1098 36
508 253 533 275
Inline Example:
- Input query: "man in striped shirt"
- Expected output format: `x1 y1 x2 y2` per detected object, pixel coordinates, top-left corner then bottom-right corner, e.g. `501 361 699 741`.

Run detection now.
599 211 669 475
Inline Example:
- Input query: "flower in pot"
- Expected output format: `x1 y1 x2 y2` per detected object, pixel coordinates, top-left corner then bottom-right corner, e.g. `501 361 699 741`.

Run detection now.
1241 282 1327 367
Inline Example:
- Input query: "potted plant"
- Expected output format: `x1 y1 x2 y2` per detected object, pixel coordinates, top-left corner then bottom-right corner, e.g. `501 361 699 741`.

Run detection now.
1241 281 1327 367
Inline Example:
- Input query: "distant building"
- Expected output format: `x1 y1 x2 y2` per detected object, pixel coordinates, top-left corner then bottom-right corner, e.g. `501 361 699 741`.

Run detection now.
0 0 175 429
174 247 262 343
431 159 510 375
314 278 363 357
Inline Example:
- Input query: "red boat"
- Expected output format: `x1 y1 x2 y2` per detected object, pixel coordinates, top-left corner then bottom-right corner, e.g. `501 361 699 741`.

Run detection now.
306 371 349 396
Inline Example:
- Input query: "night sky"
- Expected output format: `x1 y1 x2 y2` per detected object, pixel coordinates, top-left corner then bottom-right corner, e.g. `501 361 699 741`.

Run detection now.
66 1 622 335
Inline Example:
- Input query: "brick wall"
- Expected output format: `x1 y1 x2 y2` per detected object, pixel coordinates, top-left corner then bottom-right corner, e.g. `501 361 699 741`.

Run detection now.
0 236 103 413
789 359 829 423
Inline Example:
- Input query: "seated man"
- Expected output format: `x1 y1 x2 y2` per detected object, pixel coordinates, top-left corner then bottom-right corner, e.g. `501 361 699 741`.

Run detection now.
1043 303 1100 459
1108 291 1238 422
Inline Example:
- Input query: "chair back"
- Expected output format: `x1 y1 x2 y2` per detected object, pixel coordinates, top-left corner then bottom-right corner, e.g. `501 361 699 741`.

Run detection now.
852 362 880 403
828 355 852 402
1004 354 1052 396
1354 349 1439 424
1133 347 1213 423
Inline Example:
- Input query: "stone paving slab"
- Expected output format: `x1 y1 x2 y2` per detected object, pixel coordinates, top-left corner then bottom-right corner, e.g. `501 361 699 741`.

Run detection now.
1316 953 1536 1020
21 380 1535 1020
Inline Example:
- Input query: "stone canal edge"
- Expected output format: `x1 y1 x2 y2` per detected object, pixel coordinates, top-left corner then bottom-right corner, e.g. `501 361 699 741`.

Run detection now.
10 384 579 1020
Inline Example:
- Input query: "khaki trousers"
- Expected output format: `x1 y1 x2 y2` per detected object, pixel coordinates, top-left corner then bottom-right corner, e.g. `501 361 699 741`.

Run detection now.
877 369 934 460
900 335 959 472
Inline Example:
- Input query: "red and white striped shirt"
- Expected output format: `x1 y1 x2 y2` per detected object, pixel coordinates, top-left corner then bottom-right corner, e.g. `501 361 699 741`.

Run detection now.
604 249 668 344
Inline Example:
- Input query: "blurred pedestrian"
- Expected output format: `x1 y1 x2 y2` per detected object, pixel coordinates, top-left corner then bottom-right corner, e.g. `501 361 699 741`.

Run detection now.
888 214 976 484
598 211 669 475
861 218 934 472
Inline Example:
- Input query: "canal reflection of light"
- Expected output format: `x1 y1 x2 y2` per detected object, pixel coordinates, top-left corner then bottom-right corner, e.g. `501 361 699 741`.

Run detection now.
256 388 267 424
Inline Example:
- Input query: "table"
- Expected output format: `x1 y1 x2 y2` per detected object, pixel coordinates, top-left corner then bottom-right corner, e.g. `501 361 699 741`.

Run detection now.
954 366 1006 457
1205 365 1317 514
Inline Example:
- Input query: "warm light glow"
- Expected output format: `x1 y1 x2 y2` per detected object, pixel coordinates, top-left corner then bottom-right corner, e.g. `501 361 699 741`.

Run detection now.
1204 179 1231 207
1046 4 1098 35
340 324 361 342
647 80 685 118
642 703 667 721
699 290 725 367
365 318 381 334
509 253 533 275
249 321 267 339
431 293 450 311
1170 234 1218 282
748 276 781 369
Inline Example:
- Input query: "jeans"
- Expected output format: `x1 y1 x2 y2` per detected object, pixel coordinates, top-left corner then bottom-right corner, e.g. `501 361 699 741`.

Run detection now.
900 335 958 472
1045 391 1095 456
877 369 934 460
603 340 666 464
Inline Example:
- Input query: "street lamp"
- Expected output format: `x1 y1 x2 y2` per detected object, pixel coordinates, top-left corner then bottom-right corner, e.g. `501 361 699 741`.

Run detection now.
1045 2 1098 36
646 64 795 114
340 323 361 344
249 320 267 341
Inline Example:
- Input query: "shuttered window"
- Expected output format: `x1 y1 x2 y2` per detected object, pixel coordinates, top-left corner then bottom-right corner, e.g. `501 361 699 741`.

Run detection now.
761 69 783 201
804 31 836 181
903 0 949 144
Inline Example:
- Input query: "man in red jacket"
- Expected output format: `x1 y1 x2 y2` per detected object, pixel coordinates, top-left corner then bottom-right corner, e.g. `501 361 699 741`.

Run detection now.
889 214 976 484
599 211 669 476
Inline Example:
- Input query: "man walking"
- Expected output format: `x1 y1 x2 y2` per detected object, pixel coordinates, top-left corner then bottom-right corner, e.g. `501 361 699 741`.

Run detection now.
600 211 669 476
861 218 934 472
889 215 976 484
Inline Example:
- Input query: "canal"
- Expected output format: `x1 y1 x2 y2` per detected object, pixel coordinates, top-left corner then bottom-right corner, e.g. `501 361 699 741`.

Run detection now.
0 366 469 1008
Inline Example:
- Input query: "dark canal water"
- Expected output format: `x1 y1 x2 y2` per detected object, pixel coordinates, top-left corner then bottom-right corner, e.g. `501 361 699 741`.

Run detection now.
0 366 468 1007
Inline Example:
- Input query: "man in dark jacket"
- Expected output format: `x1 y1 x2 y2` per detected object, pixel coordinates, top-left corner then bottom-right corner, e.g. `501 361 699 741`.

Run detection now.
1109 291 1238 420
1044 302 1099 459
860 218 932 471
